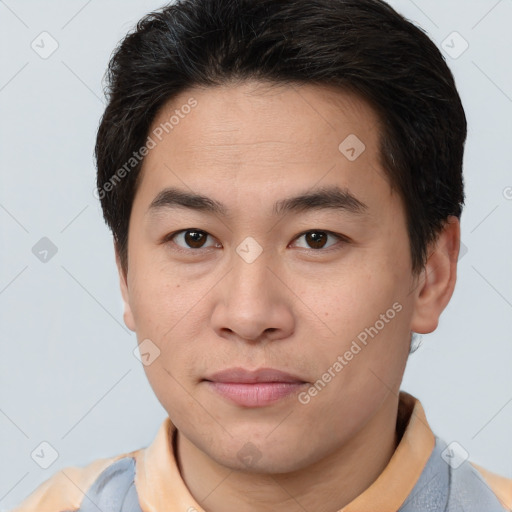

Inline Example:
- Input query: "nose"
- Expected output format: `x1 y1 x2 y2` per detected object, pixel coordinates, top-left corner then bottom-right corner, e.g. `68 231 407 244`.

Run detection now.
210 252 295 344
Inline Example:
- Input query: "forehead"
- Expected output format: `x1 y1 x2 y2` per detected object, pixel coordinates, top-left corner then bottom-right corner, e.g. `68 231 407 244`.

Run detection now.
135 80 392 214
149 80 381 159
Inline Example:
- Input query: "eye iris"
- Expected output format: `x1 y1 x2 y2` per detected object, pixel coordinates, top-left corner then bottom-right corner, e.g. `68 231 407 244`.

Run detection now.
306 232 327 249
185 230 206 248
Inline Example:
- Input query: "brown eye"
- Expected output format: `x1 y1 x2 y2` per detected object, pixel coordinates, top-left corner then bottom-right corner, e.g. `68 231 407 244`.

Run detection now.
292 230 344 250
168 229 220 250
184 230 207 248
305 231 328 249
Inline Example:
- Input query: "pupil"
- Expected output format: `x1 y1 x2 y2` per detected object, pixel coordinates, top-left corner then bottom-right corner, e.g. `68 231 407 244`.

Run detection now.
306 232 326 249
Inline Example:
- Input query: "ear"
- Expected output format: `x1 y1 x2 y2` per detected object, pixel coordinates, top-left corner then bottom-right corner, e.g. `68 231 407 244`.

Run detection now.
410 216 460 334
115 243 136 332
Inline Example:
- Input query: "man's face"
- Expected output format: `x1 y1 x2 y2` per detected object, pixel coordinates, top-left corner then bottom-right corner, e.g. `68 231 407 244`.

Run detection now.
120 81 421 472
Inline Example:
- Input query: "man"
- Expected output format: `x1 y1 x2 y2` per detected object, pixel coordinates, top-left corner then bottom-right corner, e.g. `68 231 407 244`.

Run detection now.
14 0 512 510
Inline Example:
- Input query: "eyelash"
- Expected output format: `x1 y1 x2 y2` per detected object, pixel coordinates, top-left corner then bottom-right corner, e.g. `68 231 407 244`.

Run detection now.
162 229 350 254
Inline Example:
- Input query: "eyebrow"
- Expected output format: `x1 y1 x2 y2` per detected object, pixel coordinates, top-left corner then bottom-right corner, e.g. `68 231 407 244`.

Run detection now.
147 186 368 217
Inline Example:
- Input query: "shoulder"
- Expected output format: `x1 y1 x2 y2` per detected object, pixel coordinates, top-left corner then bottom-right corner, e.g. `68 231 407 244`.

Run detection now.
12 450 141 512
402 436 512 512
471 462 512 511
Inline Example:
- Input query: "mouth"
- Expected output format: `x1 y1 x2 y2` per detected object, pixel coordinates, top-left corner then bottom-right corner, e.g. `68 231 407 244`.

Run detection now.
203 367 308 407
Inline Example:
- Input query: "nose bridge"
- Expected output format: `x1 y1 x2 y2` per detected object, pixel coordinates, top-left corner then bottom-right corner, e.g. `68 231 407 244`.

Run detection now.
228 246 273 305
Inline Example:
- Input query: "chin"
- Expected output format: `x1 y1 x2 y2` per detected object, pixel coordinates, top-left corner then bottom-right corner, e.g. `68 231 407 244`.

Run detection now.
208 435 317 475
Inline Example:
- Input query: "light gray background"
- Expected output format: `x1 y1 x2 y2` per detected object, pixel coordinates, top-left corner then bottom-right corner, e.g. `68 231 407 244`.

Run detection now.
1 0 511 509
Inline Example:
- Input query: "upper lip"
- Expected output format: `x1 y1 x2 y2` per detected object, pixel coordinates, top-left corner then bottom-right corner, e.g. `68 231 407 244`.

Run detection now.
204 367 306 384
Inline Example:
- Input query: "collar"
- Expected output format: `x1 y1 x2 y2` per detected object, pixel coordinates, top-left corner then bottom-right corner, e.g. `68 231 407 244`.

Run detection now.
134 391 435 512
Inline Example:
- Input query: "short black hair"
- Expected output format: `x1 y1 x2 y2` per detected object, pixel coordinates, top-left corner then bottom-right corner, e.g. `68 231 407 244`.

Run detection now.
95 0 466 275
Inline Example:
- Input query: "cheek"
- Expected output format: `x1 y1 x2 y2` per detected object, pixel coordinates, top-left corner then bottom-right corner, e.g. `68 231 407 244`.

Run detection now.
303 265 400 337
307 263 412 386
128 257 196 334
127 263 211 374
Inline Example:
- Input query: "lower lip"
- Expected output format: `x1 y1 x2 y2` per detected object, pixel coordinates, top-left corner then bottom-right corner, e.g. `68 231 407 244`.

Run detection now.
206 381 305 407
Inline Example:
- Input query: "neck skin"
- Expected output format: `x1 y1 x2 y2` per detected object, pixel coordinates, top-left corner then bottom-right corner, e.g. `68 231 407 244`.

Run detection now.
174 392 400 512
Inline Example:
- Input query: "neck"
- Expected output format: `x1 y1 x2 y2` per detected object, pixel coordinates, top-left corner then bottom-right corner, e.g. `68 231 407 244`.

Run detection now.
175 392 399 512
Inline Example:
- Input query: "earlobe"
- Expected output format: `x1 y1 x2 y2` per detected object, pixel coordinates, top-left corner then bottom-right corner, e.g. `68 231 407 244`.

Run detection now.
115 245 136 332
410 216 460 335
